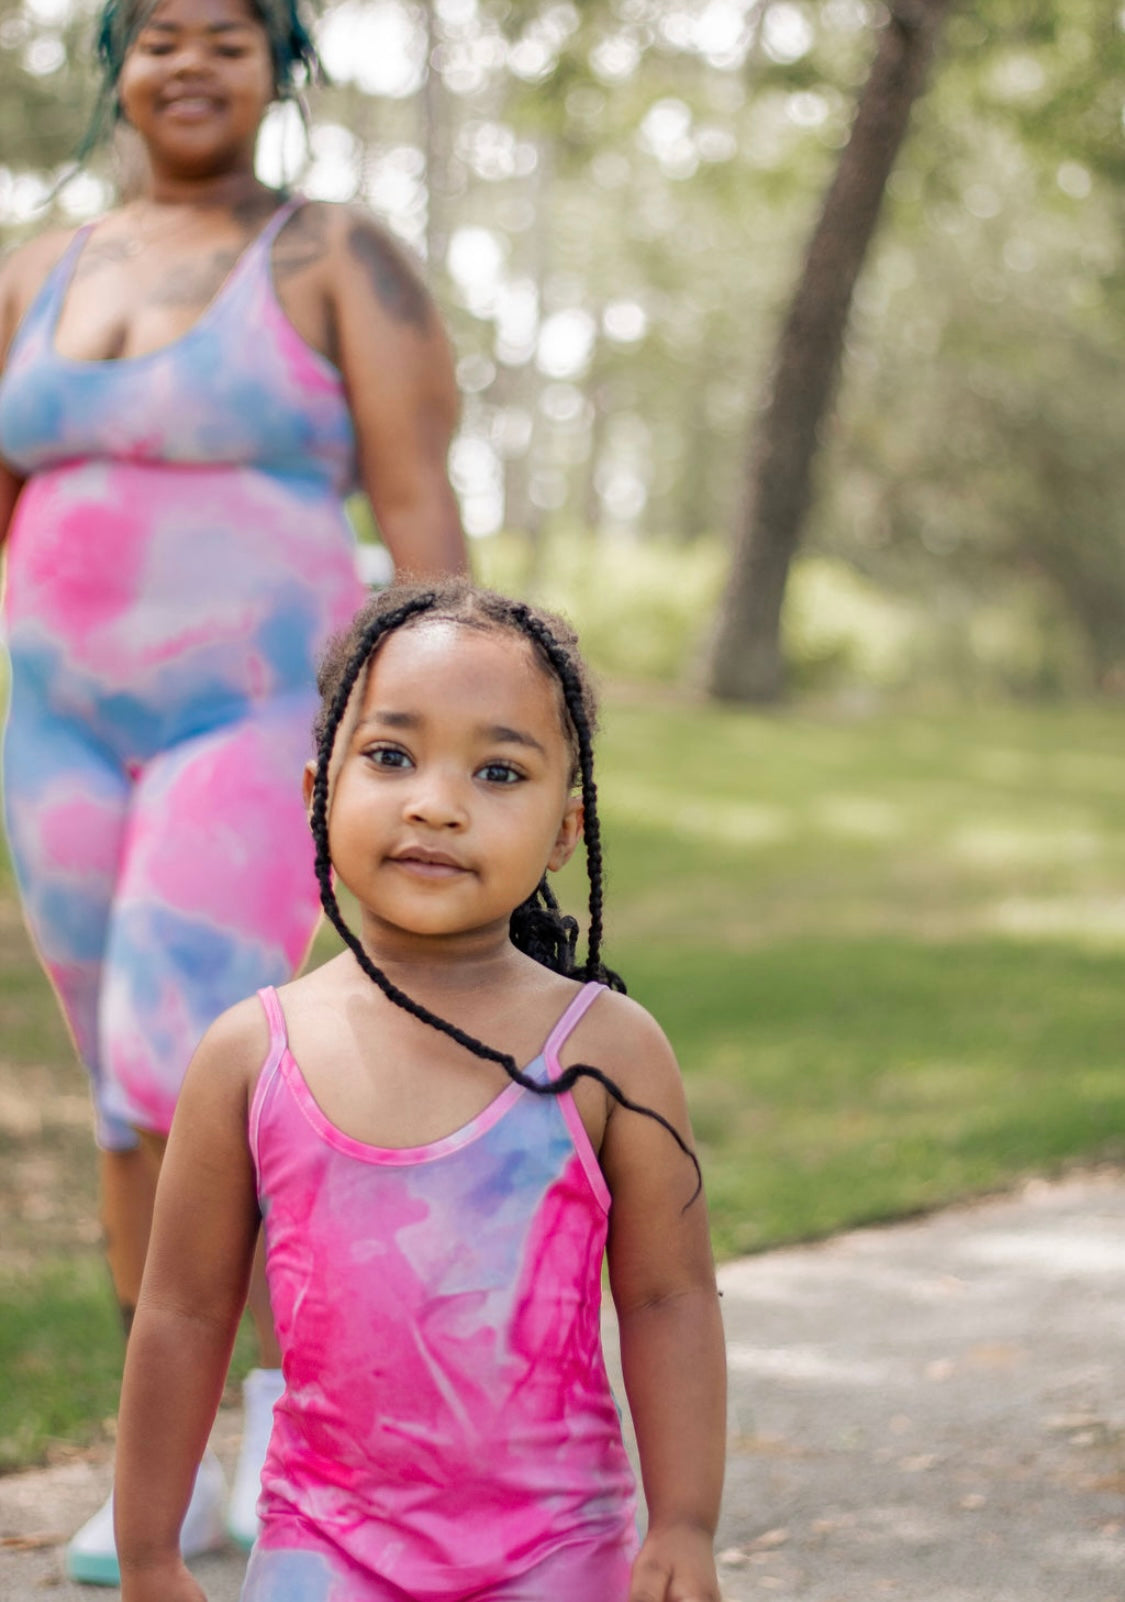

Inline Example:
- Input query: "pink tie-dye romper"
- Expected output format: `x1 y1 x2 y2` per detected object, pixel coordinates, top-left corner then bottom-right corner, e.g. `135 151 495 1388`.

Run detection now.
244 982 639 1602
0 200 365 1147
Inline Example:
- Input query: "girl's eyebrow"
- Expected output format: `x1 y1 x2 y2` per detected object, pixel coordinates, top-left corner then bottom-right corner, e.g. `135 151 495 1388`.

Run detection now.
484 724 547 756
355 710 547 755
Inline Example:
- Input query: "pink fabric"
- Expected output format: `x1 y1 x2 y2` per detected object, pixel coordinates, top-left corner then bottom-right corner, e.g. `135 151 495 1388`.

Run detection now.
246 983 638 1600
0 199 365 1144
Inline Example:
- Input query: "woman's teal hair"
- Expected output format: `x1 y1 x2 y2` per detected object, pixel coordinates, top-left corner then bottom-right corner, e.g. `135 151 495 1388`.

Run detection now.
76 0 321 161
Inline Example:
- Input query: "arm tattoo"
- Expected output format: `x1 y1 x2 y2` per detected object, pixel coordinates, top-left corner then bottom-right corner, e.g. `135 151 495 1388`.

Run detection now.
346 222 431 331
273 202 332 281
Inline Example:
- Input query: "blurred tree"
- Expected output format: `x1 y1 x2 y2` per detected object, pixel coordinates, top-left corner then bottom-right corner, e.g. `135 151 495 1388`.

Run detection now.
706 0 953 702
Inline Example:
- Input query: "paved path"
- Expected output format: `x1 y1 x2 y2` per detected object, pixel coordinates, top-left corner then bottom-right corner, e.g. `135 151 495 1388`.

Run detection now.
2 1174 1123 1601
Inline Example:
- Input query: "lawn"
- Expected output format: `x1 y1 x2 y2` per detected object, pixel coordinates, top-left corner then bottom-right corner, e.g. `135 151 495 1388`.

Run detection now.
2 692 1124 1468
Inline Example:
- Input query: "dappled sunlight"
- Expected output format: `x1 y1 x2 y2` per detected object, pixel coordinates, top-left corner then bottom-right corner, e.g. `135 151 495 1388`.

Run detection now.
811 794 906 839
601 778 793 849
983 895 1125 948
950 821 1104 870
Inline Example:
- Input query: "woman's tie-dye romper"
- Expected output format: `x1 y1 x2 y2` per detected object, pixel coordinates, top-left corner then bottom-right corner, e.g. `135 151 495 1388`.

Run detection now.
0 199 365 1148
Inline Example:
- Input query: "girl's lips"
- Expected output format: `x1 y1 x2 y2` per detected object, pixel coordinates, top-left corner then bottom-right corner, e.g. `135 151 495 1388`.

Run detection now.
389 853 468 878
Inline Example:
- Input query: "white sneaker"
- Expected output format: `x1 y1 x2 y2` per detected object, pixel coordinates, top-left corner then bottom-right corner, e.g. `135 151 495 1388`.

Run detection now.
227 1367 285 1550
64 1448 228 1587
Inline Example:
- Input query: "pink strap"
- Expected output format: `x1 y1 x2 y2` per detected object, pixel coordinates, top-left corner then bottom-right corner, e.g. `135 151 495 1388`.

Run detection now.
257 984 289 1051
247 987 289 1170
543 982 604 1082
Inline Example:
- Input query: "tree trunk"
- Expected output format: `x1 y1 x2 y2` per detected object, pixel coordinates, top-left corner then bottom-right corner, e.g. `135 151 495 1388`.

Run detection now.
706 0 953 703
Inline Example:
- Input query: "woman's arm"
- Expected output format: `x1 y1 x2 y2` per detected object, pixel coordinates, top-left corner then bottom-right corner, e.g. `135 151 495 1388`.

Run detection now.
0 460 23 550
331 211 468 580
598 998 727 1602
115 1001 267 1602
0 255 27 547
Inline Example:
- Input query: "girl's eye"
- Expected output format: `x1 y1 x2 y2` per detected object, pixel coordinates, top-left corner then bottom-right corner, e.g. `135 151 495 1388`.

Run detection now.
479 761 523 786
366 746 412 770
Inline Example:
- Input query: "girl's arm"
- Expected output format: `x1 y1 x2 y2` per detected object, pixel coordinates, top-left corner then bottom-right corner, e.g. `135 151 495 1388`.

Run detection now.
115 1001 267 1602
330 211 469 581
598 998 727 1602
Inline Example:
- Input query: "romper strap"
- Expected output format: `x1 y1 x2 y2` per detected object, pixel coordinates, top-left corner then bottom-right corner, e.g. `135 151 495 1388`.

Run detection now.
543 981 605 1083
248 987 289 1167
256 984 290 1051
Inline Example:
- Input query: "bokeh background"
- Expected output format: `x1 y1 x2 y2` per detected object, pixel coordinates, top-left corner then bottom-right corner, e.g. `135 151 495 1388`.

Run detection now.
1 0 1123 1471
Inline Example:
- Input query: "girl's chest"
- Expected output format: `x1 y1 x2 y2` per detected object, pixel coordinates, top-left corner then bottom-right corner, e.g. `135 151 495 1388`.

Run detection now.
286 1019 609 1157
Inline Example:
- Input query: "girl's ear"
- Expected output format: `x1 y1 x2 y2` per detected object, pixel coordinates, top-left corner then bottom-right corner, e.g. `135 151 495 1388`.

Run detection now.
302 760 317 817
547 795 584 874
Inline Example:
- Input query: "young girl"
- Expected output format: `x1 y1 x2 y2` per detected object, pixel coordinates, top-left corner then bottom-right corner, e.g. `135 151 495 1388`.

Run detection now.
114 580 726 1602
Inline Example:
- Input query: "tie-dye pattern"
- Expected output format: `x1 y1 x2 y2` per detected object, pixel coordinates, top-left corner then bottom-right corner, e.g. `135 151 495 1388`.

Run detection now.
246 983 638 1602
0 200 366 1145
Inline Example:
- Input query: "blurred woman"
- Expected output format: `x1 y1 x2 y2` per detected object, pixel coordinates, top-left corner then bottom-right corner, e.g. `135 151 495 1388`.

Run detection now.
0 0 467 1579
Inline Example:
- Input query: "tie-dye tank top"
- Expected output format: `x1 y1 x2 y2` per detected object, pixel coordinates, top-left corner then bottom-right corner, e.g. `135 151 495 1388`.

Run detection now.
248 982 638 1599
0 197 364 756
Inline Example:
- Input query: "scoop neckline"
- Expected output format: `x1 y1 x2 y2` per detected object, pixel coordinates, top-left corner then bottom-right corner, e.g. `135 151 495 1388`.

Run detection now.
48 196 298 371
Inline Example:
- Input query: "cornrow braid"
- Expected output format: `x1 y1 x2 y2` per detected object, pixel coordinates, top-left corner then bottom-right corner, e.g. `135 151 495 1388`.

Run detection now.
309 580 702 1202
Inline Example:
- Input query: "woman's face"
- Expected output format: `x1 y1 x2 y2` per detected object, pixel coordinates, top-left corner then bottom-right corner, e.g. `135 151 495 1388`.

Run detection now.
117 0 273 178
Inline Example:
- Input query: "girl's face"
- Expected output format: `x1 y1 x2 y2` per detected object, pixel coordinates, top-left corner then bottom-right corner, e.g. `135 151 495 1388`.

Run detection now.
117 0 273 177
315 622 584 953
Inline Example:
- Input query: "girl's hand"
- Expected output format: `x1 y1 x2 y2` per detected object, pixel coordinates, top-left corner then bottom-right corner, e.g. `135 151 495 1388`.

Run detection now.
629 1522 722 1602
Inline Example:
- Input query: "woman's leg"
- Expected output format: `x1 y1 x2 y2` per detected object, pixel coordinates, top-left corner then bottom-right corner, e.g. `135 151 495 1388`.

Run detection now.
99 694 324 1542
98 1145 161 1336
2 700 143 1319
97 692 323 1141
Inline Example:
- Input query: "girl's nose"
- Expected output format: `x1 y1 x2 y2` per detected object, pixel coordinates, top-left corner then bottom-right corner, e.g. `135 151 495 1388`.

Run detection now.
404 776 468 829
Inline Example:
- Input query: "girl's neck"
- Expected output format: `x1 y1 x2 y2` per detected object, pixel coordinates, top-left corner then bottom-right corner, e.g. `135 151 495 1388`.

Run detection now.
356 920 530 1000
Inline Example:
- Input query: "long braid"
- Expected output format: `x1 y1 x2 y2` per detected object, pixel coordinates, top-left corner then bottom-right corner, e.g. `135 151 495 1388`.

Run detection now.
505 604 617 988
310 581 702 1201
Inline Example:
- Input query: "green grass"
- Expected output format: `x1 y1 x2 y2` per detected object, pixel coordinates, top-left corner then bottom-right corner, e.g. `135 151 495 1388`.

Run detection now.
2 692 1124 1467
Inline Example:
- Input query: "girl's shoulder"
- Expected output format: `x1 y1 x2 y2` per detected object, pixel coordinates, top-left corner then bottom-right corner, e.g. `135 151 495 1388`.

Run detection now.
563 986 683 1099
187 990 274 1099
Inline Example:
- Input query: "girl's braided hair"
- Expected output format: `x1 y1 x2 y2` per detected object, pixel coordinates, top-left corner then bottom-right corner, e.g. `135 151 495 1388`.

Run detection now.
311 578 701 1200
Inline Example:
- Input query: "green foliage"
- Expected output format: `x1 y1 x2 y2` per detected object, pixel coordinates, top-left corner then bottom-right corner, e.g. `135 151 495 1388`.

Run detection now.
0 1258 121 1473
580 693 1125 1255
4 0 1122 685
0 1256 259 1470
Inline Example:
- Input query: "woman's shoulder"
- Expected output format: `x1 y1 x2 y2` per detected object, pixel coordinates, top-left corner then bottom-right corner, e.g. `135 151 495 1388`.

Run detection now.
279 199 436 329
0 223 83 351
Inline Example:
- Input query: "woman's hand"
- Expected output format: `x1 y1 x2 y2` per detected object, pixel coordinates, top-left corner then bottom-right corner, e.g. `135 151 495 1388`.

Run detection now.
629 1522 722 1602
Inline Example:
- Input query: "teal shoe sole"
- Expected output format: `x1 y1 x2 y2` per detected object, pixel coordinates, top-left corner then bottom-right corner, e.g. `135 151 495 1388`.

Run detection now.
65 1548 121 1587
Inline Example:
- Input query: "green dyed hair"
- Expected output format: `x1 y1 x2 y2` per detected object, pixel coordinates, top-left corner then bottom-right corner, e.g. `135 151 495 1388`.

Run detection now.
76 0 321 162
